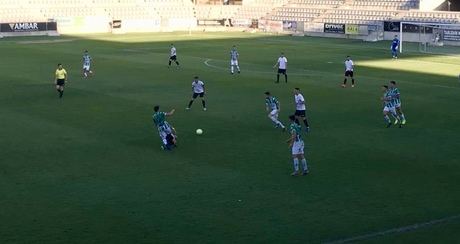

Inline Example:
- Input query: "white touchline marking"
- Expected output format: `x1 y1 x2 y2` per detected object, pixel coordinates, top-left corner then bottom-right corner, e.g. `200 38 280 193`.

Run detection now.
203 58 460 89
324 214 460 244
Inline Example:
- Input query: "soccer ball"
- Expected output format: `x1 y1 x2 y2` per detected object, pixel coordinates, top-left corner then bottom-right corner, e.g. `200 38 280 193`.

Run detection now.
196 129 203 135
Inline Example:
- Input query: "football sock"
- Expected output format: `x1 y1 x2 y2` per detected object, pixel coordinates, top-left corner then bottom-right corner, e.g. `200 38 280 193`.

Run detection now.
188 100 194 108
284 74 288 83
303 119 309 128
176 61 180 66
301 159 308 171
352 79 355 85
202 100 206 108
293 158 300 172
400 114 406 121
236 65 240 72
343 78 347 84
168 61 171 66
59 90 63 98
384 115 391 123
276 74 280 82
231 66 234 73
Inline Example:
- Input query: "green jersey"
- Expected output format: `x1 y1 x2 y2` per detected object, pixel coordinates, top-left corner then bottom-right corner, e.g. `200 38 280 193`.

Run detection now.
289 122 302 141
390 87 401 105
265 96 279 110
383 90 395 107
153 112 166 126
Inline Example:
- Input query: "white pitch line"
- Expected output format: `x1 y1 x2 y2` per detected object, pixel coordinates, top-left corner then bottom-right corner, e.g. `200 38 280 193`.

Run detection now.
324 214 460 244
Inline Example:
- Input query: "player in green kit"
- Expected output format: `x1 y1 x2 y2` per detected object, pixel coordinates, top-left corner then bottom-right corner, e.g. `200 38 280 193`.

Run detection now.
389 81 406 125
153 105 175 126
265 92 285 130
286 115 309 176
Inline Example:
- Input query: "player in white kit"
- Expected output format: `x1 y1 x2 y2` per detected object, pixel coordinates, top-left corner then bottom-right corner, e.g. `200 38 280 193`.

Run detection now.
168 44 180 68
273 53 288 83
342 56 355 88
230 45 240 75
294 88 310 132
186 76 207 111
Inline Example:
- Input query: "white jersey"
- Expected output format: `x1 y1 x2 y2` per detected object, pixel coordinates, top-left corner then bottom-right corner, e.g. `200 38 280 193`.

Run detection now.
170 47 177 57
192 80 205 94
230 50 239 61
345 59 354 71
278 57 288 69
295 94 306 111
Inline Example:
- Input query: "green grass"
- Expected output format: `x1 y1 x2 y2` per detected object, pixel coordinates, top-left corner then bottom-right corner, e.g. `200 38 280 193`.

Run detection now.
1 32 460 243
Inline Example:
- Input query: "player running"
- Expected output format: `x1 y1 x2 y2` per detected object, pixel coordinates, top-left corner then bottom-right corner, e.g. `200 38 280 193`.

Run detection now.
294 88 310 132
168 44 180 68
82 50 93 78
158 121 178 151
381 85 399 128
391 35 400 59
342 56 355 88
286 115 309 176
389 81 406 125
265 91 286 130
230 45 240 74
55 63 67 99
186 76 207 111
273 53 288 83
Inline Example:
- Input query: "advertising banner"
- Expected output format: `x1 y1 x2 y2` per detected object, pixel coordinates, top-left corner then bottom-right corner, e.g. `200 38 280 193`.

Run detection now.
384 21 400 32
0 22 57 32
443 29 460 41
324 23 345 34
112 20 122 29
345 24 360 35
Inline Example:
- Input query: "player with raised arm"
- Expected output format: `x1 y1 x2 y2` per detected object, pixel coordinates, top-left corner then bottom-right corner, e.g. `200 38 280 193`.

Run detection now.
293 88 310 132
286 115 309 176
381 85 399 128
342 56 355 88
273 53 288 83
82 50 93 78
55 63 67 99
391 35 400 59
389 81 406 125
153 105 175 127
186 76 207 111
230 45 240 75
265 92 285 130
168 44 180 68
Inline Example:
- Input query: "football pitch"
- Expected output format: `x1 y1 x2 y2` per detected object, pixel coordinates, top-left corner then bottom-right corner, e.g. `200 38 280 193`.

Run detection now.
1 32 460 243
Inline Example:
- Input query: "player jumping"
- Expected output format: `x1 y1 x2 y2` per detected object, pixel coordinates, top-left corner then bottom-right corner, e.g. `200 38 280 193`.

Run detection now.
55 63 67 99
342 56 355 88
168 44 180 68
274 53 288 83
389 81 406 125
287 115 309 176
265 91 285 130
391 35 400 59
186 76 207 111
82 50 93 78
230 45 240 74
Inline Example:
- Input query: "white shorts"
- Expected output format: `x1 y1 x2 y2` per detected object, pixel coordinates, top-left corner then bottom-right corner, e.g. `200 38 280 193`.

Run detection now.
269 109 279 116
292 140 305 155
230 60 238 66
83 65 90 71
383 106 396 114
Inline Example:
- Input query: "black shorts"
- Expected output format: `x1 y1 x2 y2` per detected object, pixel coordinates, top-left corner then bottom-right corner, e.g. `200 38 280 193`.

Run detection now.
166 134 176 145
192 92 205 99
170 55 177 61
345 71 354 77
56 79 65 86
278 69 287 74
295 110 306 117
